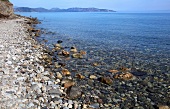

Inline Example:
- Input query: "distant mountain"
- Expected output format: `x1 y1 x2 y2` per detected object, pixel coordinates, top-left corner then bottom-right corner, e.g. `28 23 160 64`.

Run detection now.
14 7 116 12
14 7 49 12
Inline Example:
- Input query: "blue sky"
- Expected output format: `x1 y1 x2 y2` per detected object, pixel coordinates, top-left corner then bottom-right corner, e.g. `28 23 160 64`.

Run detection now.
10 0 170 12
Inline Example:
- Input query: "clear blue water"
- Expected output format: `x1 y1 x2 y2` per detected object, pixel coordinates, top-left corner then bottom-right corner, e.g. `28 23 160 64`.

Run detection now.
17 12 170 72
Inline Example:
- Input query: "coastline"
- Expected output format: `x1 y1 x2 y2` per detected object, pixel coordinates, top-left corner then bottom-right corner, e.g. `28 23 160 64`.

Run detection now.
0 14 170 109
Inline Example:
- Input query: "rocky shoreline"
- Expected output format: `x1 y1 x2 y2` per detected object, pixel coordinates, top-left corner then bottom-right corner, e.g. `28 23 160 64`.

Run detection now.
0 15 82 109
0 15 170 109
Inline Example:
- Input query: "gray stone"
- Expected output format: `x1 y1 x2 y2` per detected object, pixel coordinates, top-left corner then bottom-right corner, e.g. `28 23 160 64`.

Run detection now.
67 86 82 99
89 103 100 108
48 89 62 95
31 84 40 91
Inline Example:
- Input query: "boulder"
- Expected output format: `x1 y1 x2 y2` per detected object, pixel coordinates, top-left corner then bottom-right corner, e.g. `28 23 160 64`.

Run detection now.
0 0 13 18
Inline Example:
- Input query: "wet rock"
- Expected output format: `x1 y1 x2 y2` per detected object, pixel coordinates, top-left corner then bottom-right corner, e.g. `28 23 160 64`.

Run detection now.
64 81 75 88
131 69 148 76
67 86 82 99
70 46 77 53
57 40 63 44
53 44 62 51
80 50 86 55
90 75 97 79
72 53 83 59
108 69 119 74
62 50 70 57
56 72 62 79
92 62 100 67
62 69 71 76
76 73 85 79
58 62 66 67
99 77 113 85
114 72 135 80
158 105 170 109
89 103 100 108
119 67 131 72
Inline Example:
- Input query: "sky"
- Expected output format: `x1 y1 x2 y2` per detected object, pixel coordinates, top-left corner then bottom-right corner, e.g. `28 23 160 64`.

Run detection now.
10 0 170 12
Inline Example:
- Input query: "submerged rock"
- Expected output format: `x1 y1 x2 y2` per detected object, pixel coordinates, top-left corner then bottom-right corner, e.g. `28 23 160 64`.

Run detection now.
108 69 119 74
53 44 62 51
90 75 97 79
99 77 113 85
62 69 71 76
62 50 70 57
66 86 82 99
70 46 77 53
72 53 83 59
57 40 63 44
114 72 135 80
64 81 75 88
76 73 85 79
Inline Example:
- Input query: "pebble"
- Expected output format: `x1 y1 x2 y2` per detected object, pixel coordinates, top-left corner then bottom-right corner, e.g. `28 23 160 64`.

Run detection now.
48 89 62 95
56 72 62 79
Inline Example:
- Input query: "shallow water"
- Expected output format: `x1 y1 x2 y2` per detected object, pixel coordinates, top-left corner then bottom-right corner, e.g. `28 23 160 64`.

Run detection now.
17 12 170 73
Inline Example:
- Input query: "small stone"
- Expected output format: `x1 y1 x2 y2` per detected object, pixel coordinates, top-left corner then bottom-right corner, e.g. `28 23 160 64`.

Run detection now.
70 47 77 53
39 97 44 102
74 102 79 109
57 40 63 44
62 50 70 57
68 104 73 108
36 83 43 88
41 86 47 92
47 81 54 85
80 50 86 55
99 77 113 85
48 89 62 95
62 69 71 76
108 69 119 74
159 105 170 109
56 72 62 79
97 98 103 104
114 72 135 80
28 102 34 108
31 84 39 91
89 103 100 108
6 61 12 65
72 53 83 59
92 62 100 67
55 44 61 48
83 104 88 108
90 75 97 79
68 100 73 104
76 73 85 79
64 81 75 88
67 86 82 99
42 76 50 81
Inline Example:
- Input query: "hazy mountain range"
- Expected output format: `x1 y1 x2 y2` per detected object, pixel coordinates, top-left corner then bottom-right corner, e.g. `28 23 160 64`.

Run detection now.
14 7 116 12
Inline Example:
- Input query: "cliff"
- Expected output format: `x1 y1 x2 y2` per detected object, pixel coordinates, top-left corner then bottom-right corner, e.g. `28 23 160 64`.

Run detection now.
0 0 14 18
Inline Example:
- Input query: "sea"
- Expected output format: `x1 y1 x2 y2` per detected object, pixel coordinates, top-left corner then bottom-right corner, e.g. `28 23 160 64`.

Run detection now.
17 12 170 73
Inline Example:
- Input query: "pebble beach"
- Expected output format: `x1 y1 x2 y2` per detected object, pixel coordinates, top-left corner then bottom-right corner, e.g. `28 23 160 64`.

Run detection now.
0 15 170 109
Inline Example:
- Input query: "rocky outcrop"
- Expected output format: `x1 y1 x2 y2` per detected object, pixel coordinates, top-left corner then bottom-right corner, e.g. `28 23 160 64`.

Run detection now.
0 0 13 18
